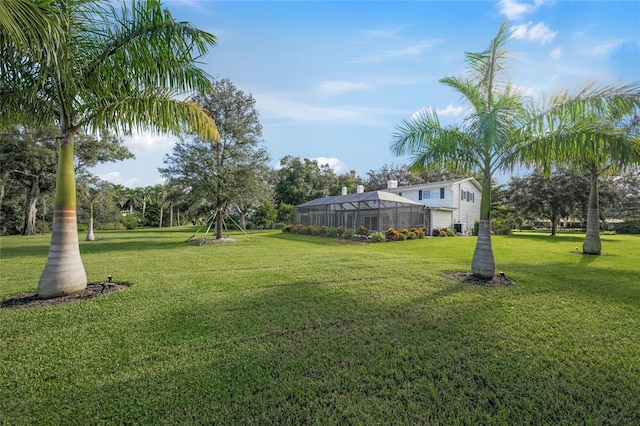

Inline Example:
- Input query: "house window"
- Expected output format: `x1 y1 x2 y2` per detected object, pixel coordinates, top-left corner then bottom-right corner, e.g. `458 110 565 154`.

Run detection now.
461 190 465 201
440 188 445 199
418 190 423 200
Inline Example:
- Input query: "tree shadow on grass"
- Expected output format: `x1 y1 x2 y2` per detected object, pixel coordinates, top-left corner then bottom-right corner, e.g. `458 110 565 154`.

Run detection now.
11 277 637 424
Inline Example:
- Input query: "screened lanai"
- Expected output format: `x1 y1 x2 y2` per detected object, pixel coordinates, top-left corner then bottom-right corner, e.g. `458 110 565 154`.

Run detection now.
293 191 427 232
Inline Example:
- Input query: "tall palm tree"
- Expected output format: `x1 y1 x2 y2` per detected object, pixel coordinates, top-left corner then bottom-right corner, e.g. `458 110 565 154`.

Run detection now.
1 0 219 298
391 22 525 279
520 104 640 254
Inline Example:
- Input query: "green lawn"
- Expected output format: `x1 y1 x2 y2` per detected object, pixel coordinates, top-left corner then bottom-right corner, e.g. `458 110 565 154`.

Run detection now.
1 228 639 424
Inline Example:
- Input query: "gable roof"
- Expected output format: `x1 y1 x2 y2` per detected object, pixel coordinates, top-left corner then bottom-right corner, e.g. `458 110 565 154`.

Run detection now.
297 190 424 208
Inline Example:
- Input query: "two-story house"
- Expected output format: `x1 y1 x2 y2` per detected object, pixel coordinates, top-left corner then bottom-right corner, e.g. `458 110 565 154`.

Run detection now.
383 178 482 235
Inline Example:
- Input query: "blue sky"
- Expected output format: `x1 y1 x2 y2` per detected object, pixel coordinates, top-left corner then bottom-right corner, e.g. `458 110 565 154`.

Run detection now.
92 0 640 188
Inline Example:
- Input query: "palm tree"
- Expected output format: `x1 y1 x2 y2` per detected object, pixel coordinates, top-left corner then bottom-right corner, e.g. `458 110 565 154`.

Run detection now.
521 105 640 254
391 22 525 279
1 0 219 298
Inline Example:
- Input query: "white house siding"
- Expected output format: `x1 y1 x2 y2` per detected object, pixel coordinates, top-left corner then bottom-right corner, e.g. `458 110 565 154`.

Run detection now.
384 178 482 235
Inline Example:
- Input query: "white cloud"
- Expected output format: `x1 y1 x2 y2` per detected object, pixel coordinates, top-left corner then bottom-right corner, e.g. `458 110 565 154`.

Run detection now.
512 22 557 44
317 80 369 97
584 39 627 56
254 91 397 126
351 39 443 63
312 157 346 173
362 26 407 40
498 0 545 20
98 171 140 188
436 103 465 116
550 47 563 59
123 131 178 153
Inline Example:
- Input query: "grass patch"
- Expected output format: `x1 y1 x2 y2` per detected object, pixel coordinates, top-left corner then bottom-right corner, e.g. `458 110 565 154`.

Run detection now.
1 229 639 424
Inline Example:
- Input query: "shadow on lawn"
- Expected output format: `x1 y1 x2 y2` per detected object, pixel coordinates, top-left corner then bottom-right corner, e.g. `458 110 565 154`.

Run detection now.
39 276 638 424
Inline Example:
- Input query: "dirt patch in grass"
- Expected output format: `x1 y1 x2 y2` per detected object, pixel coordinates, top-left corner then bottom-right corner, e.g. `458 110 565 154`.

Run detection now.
0 283 128 309
189 237 237 245
445 272 515 287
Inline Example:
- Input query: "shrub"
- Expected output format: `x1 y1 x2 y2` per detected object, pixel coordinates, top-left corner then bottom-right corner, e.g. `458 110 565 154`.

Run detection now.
356 226 368 237
336 226 345 237
432 227 448 237
283 224 295 233
447 228 456 236
311 227 321 236
491 219 512 235
344 229 355 239
98 222 125 230
121 214 138 229
306 225 315 235
614 219 640 234
326 227 338 237
385 228 399 241
319 225 328 236
77 223 88 232
473 221 480 236
397 232 407 241
370 231 385 242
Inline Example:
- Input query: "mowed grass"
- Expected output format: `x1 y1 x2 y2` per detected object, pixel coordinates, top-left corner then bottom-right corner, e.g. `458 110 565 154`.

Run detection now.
1 228 639 424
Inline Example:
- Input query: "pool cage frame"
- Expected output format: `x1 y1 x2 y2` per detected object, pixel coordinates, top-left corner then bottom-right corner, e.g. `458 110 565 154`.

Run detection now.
293 191 427 233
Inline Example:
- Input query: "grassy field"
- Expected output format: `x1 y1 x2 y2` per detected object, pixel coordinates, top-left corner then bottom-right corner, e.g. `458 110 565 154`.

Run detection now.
1 228 639 424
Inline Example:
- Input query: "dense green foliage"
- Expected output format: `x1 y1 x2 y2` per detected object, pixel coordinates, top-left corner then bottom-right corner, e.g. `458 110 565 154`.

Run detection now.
1 229 639 423
614 219 640 234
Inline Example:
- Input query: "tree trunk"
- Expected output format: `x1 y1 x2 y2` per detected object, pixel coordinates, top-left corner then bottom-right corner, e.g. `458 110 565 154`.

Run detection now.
583 166 601 254
38 133 87 299
471 173 495 278
23 179 38 235
550 214 558 237
142 200 146 220
215 207 224 239
159 205 164 228
86 202 95 241
239 211 247 231
472 220 495 278
169 204 173 227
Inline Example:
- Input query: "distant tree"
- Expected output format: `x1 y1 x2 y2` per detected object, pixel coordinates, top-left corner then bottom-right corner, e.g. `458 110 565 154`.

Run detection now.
608 169 640 218
253 200 278 228
277 203 294 224
506 169 590 236
79 178 112 240
161 79 269 239
365 163 466 191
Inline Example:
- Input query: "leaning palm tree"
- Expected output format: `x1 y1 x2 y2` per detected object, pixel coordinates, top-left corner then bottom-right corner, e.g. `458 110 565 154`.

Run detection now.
391 22 526 279
1 0 219 298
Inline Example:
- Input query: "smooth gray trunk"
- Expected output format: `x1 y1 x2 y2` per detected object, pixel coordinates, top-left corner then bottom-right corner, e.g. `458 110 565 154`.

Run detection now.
471 220 495 278
583 167 601 254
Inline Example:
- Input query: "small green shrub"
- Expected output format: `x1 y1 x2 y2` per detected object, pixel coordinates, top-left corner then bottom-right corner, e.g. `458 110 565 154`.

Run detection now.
306 225 315 235
491 219 512 235
356 226 368 237
336 226 345 237
326 227 338 237
77 223 88 232
473 221 480 236
121 214 138 229
397 232 407 241
319 225 328 236
98 222 125 230
370 232 385 242
447 229 456 236
312 227 321 236
283 224 295 233
344 229 355 239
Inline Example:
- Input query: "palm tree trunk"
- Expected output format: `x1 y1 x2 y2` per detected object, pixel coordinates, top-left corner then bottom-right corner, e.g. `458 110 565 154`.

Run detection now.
38 134 87 298
23 180 38 235
86 202 95 241
471 172 495 278
583 166 601 254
